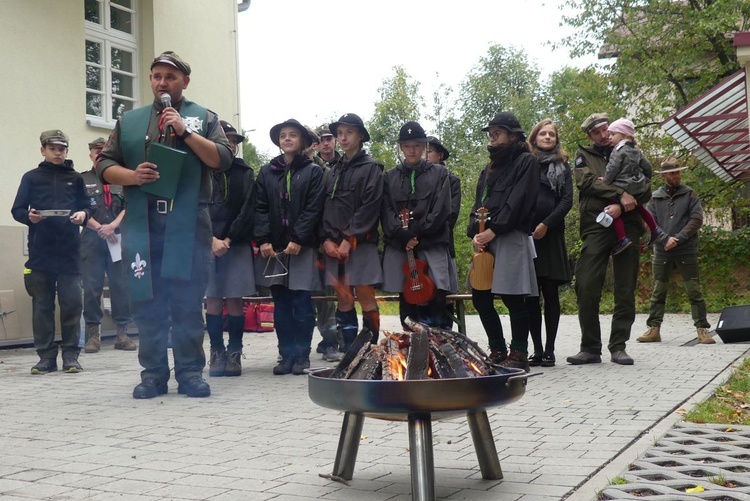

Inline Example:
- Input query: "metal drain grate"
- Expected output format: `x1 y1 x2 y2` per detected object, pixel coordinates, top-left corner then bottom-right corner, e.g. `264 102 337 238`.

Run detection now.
599 423 750 500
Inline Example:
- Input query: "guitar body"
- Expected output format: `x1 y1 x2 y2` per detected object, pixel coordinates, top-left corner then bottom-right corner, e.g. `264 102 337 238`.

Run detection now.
469 206 495 291
469 251 495 291
402 258 437 305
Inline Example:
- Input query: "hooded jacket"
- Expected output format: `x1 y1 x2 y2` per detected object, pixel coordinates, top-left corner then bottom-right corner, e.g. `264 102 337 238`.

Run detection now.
11 160 91 274
254 153 324 250
322 149 383 245
210 156 255 244
468 143 540 238
381 160 451 249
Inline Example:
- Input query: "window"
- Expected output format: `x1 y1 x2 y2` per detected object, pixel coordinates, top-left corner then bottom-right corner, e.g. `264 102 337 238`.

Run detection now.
85 0 138 127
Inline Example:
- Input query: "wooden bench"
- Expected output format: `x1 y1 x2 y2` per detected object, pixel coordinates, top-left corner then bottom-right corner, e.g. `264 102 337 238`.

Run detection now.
239 294 473 334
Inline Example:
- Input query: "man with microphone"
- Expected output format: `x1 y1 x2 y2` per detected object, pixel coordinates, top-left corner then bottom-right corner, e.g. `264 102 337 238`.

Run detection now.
98 51 232 399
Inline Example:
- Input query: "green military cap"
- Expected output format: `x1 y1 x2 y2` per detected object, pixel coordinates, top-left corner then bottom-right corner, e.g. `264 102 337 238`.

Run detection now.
88 137 107 150
40 129 69 147
315 124 333 138
151 51 191 75
581 113 610 133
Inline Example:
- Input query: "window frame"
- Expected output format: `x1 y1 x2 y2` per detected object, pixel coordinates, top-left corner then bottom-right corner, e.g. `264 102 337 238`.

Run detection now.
85 0 139 129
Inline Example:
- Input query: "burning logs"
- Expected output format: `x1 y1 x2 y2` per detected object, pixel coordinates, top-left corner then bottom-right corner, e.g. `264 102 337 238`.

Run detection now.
330 318 497 381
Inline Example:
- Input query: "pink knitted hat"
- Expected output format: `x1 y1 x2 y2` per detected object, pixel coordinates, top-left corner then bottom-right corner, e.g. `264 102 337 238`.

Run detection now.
608 118 635 137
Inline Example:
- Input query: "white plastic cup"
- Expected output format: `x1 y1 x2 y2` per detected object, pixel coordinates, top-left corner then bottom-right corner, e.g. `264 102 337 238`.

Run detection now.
596 211 613 227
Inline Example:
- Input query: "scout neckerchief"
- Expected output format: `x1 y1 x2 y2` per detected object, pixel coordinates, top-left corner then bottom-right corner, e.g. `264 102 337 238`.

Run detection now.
120 98 209 301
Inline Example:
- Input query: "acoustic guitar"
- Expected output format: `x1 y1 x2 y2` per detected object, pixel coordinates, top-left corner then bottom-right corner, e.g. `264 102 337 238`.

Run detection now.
468 207 495 291
399 209 436 305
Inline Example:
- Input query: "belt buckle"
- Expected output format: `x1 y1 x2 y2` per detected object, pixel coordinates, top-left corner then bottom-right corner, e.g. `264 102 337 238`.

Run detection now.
156 200 168 214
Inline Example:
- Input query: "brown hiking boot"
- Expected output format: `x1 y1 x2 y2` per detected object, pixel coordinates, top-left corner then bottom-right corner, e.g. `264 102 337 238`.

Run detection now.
697 327 716 344
114 326 137 351
84 325 101 353
498 349 530 373
637 326 661 343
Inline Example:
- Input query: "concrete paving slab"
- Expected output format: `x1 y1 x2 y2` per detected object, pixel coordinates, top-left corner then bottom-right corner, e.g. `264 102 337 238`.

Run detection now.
0 313 747 500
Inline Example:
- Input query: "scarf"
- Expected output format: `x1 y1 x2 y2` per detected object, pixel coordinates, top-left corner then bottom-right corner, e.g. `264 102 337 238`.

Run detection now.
102 184 112 209
537 151 566 196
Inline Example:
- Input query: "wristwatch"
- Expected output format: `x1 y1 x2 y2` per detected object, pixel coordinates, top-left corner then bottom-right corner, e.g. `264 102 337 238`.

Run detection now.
180 128 192 140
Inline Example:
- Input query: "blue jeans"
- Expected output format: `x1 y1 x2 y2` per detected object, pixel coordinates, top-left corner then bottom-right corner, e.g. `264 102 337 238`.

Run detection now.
270 285 314 357
24 270 82 360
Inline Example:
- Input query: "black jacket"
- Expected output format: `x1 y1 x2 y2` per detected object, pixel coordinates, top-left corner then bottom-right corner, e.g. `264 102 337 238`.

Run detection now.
468 144 539 238
534 160 573 231
254 153 324 249
382 160 451 249
322 149 383 245
11 160 91 274
210 156 255 244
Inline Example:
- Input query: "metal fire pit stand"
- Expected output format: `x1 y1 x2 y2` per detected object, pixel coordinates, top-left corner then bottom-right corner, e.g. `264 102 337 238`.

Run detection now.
330 409 502 501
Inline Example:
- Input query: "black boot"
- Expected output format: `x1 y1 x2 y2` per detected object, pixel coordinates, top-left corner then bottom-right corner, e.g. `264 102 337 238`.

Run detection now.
225 315 244 376
292 348 311 375
336 309 359 352
273 349 294 375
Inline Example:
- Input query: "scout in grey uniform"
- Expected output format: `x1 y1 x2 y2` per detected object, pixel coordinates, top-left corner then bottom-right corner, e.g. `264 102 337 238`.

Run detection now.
567 113 641 366
80 137 135 353
98 51 233 399
637 157 714 345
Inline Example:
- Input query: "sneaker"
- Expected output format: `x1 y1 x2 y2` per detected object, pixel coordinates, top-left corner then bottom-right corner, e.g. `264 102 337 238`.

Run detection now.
528 352 543 367
323 346 342 363
31 358 57 375
225 351 243 377
62 358 83 373
566 351 602 365
209 348 227 377
488 348 508 364
498 349 530 372
611 350 634 365
177 376 211 397
612 237 632 256
133 377 168 399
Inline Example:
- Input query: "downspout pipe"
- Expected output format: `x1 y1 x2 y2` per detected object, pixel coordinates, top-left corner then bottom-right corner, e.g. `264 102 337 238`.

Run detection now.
238 0 251 13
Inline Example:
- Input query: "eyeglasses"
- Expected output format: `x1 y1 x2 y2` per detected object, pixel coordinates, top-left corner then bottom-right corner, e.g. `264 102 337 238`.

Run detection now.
487 130 505 141
263 251 289 278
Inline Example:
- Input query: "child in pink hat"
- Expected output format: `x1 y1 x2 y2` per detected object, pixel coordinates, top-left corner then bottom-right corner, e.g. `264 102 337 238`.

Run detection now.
599 118 664 255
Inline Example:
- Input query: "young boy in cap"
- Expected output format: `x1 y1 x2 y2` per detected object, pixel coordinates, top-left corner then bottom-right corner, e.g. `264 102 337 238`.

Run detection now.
11 130 91 374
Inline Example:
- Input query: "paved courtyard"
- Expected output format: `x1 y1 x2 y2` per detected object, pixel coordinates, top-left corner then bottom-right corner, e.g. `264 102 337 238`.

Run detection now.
0 313 747 500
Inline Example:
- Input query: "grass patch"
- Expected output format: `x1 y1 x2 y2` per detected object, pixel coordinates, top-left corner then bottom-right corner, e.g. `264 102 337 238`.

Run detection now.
685 358 750 425
608 475 628 485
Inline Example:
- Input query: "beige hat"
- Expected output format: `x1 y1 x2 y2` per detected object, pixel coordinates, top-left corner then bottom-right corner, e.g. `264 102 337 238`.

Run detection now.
40 129 69 147
657 156 689 173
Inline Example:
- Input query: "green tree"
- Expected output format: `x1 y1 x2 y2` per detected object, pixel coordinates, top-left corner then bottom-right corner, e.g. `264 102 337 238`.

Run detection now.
242 140 270 170
559 0 748 125
367 66 424 168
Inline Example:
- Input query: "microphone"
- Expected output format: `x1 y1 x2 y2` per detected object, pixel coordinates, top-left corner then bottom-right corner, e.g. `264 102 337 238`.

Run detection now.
160 93 175 137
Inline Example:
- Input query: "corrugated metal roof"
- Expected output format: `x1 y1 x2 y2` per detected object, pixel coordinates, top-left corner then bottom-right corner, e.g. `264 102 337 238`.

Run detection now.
660 68 749 182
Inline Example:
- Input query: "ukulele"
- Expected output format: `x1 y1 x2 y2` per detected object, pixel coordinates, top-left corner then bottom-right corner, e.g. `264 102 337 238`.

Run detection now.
399 209 436 305
468 207 495 291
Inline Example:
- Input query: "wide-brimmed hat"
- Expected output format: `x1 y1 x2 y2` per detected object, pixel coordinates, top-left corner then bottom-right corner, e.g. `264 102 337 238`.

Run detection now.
305 125 320 145
581 113 610 133
150 51 191 75
398 121 428 143
656 156 689 174
329 113 370 142
426 135 450 160
269 118 314 148
482 112 525 135
40 129 69 147
220 120 246 142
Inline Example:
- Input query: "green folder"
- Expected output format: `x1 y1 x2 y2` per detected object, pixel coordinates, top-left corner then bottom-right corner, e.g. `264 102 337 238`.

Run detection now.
142 142 186 199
